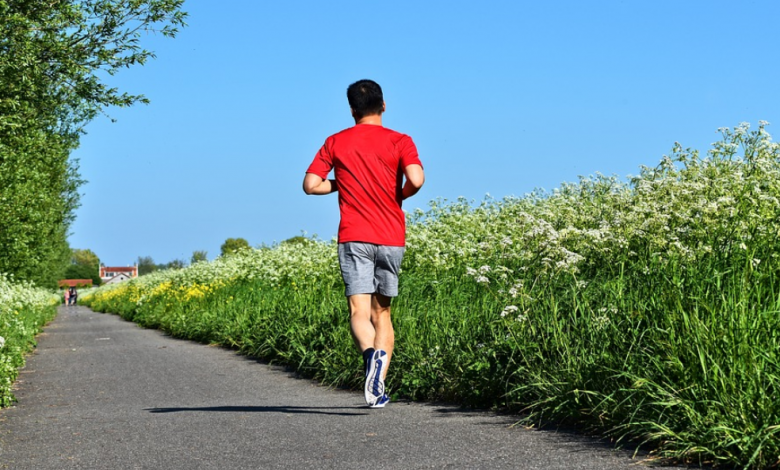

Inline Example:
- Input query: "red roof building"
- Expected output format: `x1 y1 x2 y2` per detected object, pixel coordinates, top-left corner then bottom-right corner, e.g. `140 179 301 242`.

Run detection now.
100 264 138 284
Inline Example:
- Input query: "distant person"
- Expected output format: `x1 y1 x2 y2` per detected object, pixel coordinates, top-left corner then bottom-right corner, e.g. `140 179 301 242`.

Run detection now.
303 79 425 408
63 287 70 306
68 286 77 306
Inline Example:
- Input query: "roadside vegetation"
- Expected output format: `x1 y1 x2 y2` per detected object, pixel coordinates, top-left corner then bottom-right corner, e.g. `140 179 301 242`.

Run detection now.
0 275 60 407
0 0 187 288
81 122 780 468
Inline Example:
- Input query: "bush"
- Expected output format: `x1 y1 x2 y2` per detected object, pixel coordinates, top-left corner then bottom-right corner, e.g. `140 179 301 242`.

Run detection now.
0 274 60 407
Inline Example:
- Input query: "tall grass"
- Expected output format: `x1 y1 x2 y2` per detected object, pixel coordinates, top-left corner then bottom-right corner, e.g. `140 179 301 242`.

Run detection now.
0 274 60 407
82 122 780 468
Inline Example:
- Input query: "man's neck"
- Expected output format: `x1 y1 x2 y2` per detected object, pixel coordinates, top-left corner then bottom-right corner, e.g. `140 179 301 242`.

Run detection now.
355 114 383 126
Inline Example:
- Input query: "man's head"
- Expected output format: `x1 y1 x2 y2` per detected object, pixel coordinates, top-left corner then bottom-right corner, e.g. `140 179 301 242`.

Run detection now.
347 79 384 120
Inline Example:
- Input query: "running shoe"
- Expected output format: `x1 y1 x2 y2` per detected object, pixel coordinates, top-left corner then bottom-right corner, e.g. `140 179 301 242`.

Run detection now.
369 393 390 409
364 349 387 406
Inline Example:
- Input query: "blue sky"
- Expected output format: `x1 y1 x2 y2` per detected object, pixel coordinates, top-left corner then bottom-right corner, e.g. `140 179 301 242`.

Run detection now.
69 0 780 265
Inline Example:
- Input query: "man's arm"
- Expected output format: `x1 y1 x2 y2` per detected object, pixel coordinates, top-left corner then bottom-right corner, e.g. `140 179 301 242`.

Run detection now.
303 173 338 195
402 164 424 200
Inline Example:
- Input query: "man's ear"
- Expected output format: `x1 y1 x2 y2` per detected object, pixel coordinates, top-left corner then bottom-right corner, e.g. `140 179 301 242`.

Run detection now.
382 101 386 113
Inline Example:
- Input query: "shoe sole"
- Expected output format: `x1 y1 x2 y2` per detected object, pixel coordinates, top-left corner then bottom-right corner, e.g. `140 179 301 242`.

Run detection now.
369 395 390 408
364 350 386 406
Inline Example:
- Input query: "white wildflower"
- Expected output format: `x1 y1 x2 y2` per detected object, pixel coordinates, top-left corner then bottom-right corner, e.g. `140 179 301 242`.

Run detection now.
500 305 519 317
479 265 491 274
475 276 490 284
593 315 611 331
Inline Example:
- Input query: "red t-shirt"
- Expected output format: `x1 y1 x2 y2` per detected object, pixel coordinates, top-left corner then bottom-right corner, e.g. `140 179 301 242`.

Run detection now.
306 124 422 246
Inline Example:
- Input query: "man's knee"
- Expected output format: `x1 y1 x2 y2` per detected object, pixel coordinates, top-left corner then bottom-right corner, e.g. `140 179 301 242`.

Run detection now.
370 293 392 323
349 294 373 319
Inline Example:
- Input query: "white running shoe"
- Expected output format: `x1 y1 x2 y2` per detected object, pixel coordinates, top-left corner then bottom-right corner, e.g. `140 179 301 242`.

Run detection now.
364 349 387 406
369 393 390 408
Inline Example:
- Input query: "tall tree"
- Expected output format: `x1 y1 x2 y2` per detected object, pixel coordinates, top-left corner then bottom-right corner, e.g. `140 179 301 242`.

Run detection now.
0 1 187 288
66 248 101 284
72 249 100 270
63 263 101 285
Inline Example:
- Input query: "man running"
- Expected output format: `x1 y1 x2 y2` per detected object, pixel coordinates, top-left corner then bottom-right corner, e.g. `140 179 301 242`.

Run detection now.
303 79 425 408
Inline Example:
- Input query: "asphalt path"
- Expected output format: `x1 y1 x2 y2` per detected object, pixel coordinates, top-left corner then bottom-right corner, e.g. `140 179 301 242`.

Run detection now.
0 306 681 469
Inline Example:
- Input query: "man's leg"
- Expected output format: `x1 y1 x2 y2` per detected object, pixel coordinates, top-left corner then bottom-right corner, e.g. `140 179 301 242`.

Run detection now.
348 294 374 352
370 293 393 379
348 293 394 377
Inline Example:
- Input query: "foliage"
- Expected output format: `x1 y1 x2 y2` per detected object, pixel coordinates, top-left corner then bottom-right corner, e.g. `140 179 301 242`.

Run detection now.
220 237 250 256
137 255 157 275
72 249 100 271
191 250 208 264
0 274 59 407
64 248 102 285
162 259 187 270
63 263 101 286
82 123 780 468
0 0 187 287
137 255 188 274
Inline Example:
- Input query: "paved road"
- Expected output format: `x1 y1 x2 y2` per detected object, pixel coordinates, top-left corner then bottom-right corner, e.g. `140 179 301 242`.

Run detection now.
0 306 680 469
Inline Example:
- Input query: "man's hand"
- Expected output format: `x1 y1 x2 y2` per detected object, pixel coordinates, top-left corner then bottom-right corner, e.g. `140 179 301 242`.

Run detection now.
303 173 338 195
402 164 424 200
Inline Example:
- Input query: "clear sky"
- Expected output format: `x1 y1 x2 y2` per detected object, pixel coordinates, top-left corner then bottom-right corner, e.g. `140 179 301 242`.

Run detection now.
68 0 780 266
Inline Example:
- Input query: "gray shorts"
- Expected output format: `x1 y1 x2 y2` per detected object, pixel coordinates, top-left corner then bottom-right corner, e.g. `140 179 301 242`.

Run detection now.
338 242 405 297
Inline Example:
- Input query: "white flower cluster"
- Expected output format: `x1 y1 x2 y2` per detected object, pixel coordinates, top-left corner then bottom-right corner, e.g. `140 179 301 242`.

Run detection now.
0 273 60 318
405 122 780 326
0 273 59 356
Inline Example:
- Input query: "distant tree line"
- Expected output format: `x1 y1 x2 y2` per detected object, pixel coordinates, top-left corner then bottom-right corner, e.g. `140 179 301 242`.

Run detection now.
0 1 187 288
134 238 253 276
135 249 209 276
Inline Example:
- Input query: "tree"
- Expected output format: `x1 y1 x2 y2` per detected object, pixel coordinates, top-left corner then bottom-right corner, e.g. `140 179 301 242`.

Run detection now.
63 263 101 286
72 249 100 270
161 259 186 270
220 238 250 257
191 250 208 264
0 1 187 288
281 236 310 246
66 248 101 284
137 256 157 276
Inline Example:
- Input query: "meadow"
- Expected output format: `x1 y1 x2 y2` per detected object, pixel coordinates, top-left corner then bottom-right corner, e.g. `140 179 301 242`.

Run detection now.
0 274 60 407
80 122 779 469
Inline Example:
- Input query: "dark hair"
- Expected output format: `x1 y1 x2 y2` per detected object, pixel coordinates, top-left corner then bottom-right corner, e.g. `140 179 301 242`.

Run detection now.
347 79 384 119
